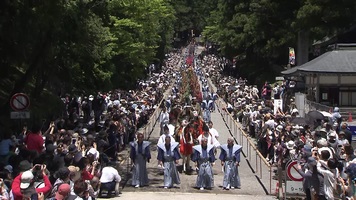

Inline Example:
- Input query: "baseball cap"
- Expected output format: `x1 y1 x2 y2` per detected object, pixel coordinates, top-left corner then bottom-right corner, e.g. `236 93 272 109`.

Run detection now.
20 170 34 189
55 183 71 200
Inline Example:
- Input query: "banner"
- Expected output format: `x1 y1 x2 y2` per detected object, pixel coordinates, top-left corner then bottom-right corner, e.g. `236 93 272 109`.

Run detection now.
289 47 296 65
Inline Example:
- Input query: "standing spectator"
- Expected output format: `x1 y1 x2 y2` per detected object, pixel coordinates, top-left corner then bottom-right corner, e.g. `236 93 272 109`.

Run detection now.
157 136 181 189
0 131 14 165
159 107 169 135
340 123 352 144
192 137 216 190
129 133 151 188
219 137 242 190
332 107 342 125
24 124 44 154
99 162 121 197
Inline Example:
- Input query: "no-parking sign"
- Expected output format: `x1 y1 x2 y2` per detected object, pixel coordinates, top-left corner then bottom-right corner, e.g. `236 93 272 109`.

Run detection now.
286 160 303 181
10 93 30 111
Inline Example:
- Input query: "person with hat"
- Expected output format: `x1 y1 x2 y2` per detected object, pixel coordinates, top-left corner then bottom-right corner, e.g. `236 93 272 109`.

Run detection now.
192 137 216 190
67 143 83 166
338 131 349 146
296 156 324 200
340 123 352 144
11 165 52 200
219 137 242 190
157 136 180 189
48 167 72 198
130 132 151 188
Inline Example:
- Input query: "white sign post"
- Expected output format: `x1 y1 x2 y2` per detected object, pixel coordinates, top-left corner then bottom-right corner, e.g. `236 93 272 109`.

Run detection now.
10 111 30 119
274 99 283 115
284 160 305 199
295 93 306 117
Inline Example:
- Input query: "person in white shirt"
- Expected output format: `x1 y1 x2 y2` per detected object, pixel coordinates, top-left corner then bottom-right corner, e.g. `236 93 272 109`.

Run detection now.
99 162 121 197
159 107 170 135
208 121 219 141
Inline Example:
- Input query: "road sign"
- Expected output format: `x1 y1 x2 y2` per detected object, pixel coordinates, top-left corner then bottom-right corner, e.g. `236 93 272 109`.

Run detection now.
10 111 30 119
286 160 303 181
10 93 30 111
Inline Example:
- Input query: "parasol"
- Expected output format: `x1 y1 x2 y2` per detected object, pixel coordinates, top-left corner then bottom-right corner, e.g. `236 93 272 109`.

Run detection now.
307 110 325 121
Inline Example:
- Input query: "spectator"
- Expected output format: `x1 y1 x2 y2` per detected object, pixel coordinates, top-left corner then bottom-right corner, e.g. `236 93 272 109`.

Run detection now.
12 166 52 200
99 162 121 197
24 124 44 154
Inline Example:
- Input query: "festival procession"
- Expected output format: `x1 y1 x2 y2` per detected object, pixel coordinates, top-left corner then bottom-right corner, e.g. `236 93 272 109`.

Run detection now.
3 41 356 200
2 1 356 200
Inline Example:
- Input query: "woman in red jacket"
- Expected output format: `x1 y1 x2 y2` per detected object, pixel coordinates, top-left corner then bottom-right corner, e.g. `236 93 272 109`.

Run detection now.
12 164 52 200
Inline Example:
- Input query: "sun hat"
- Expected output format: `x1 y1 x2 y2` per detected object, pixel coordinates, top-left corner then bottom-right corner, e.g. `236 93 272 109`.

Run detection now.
20 170 34 189
287 141 295 150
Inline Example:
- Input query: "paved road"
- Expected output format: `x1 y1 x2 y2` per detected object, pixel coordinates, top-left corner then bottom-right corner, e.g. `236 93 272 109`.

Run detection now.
111 46 277 199
115 192 276 200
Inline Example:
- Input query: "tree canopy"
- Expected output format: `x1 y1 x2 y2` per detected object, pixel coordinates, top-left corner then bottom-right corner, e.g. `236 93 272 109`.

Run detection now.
0 0 176 114
202 0 356 84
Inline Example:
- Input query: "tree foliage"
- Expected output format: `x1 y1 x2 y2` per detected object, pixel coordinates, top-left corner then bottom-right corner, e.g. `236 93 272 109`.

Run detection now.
0 0 176 113
203 0 356 84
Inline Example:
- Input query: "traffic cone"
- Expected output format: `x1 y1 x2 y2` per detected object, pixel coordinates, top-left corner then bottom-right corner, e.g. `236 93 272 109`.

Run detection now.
348 112 353 122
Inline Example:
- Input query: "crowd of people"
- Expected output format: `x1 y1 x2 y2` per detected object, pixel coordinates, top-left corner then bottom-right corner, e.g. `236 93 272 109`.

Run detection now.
201 53 356 199
3 43 356 199
0 48 186 200
129 47 242 191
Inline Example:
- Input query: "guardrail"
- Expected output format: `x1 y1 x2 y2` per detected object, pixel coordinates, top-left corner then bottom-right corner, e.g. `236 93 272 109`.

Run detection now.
205 77 273 195
305 99 332 113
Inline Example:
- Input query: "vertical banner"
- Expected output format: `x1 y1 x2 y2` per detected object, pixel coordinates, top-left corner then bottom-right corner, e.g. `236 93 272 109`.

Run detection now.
289 47 296 65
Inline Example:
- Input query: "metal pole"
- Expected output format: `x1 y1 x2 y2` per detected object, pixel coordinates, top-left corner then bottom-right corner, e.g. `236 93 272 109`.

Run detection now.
260 157 262 179
270 166 272 195
249 142 251 161
256 152 258 173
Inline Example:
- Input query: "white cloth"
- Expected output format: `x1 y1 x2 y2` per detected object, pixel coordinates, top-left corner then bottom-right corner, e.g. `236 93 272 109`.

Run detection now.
209 128 219 139
168 124 175 136
317 161 338 200
157 134 176 145
87 147 100 161
99 166 121 183
197 133 220 147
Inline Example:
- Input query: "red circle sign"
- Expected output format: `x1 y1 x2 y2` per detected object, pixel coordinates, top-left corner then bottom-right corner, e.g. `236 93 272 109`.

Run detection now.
286 160 303 181
10 93 30 111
